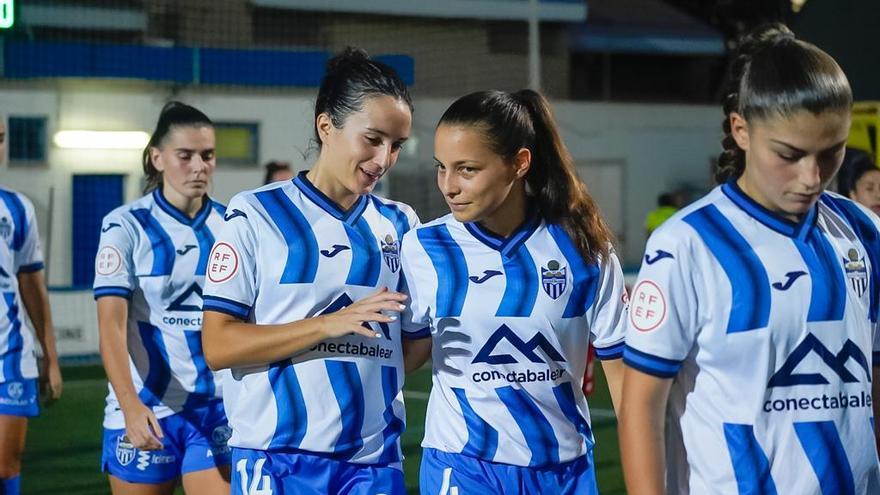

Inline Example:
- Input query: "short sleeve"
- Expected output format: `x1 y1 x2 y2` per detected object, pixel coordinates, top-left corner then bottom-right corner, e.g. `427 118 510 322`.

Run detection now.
623 226 701 378
14 194 44 273
400 229 434 334
93 211 137 299
588 249 627 360
202 195 258 320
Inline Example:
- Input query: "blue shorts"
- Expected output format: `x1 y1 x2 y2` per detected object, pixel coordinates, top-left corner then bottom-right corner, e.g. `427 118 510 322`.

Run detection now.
101 399 231 483
0 379 39 417
419 448 599 495
231 447 405 495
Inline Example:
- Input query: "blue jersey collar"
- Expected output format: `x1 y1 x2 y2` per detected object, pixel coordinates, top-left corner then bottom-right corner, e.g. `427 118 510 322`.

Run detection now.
293 171 368 224
721 181 817 241
464 209 541 257
152 188 214 228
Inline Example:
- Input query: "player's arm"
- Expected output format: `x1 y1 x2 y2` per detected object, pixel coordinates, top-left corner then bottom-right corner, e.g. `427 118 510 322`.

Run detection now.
17 268 62 404
619 366 673 495
202 287 407 370
97 296 164 450
403 337 431 373
599 358 624 413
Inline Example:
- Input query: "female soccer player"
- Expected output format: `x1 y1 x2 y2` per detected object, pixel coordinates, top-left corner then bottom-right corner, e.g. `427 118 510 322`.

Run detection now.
401 89 627 494
94 102 230 494
201 48 424 495
0 117 63 495
619 24 880 494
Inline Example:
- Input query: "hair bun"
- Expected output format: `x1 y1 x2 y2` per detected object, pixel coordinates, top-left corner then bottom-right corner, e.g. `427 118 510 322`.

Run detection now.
326 46 371 74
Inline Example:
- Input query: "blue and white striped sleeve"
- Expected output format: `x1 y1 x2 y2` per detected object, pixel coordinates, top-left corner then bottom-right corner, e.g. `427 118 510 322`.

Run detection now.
589 248 626 360
202 194 257 320
93 210 137 300
399 228 433 339
14 193 44 274
624 225 700 378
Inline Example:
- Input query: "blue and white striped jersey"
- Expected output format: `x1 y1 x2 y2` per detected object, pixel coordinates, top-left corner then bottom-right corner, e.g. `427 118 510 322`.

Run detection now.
202 172 424 464
400 213 627 467
625 182 880 494
0 187 44 384
93 189 227 429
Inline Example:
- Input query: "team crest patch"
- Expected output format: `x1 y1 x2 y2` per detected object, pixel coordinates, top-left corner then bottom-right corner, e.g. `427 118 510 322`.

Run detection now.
7 382 23 400
844 247 868 298
541 260 567 299
381 234 400 273
116 436 136 466
0 217 10 241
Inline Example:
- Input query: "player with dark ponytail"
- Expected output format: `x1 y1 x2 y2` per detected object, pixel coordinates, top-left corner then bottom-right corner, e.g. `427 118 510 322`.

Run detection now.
619 24 880 494
401 89 626 493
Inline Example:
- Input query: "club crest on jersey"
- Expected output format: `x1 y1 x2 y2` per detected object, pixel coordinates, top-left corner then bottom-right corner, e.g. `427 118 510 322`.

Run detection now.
541 260 567 299
381 234 400 273
0 217 10 241
843 248 868 298
6 382 23 400
116 436 136 466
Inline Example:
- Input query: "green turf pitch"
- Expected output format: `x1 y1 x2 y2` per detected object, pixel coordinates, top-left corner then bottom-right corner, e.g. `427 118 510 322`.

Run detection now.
23 364 625 494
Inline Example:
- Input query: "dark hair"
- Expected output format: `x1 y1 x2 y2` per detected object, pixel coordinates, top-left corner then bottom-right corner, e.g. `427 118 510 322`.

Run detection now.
143 101 213 192
438 90 613 264
838 149 877 198
658 193 676 207
263 160 292 185
716 23 852 183
314 47 413 147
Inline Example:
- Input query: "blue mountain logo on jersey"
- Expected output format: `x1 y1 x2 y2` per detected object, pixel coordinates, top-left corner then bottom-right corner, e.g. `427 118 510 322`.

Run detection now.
166 283 203 312
843 248 868 298
176 244 197 255
473 324 565 365
541 260 567 299
323 293 390 340
469 270 502 284
223 209 247 222
772 271 807 291
644 249 674 265
102 222 121 233
0 217 10 240
768 333 870 388
380 234 400 273
320 244 350 258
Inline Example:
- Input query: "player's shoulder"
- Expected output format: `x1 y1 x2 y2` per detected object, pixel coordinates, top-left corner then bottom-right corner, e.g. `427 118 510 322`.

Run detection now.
369 194 420 227
401 213 456 250
0 186 35 214
819 190 880 229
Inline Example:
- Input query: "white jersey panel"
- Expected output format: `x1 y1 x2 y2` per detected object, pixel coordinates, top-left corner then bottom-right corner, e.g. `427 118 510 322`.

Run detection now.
202 173 422 464
625 184 880 494
0 187 44 383
93 189 227 429
401 213 626 467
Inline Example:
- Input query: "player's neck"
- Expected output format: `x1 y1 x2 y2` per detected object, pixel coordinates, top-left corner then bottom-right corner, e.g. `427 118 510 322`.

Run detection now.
160 185 204 219
478 187 528 238
306 165 359 211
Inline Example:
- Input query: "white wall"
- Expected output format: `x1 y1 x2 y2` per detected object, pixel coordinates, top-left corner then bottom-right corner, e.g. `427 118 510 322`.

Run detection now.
1 83 721 285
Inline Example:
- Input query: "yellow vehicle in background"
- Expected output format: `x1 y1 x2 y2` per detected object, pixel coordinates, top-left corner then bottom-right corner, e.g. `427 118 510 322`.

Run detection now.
849 102 880 165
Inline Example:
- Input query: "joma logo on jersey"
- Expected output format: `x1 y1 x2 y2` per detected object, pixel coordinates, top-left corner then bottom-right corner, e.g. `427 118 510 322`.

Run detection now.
768 333 870 388
166 283 203 312
380 235 400 273
541 260 566 299
472 325 565 365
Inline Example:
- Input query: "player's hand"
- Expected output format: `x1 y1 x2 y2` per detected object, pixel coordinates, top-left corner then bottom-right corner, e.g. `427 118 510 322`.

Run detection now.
318 287 407 339
39 358 63 406
121 400 165 450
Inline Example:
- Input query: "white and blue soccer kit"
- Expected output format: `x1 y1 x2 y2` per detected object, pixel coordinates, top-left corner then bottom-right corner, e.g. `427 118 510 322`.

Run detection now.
93 188 231 483
0 187 45 418
625 182 880 494
400 213 627 494
202 172 424 495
